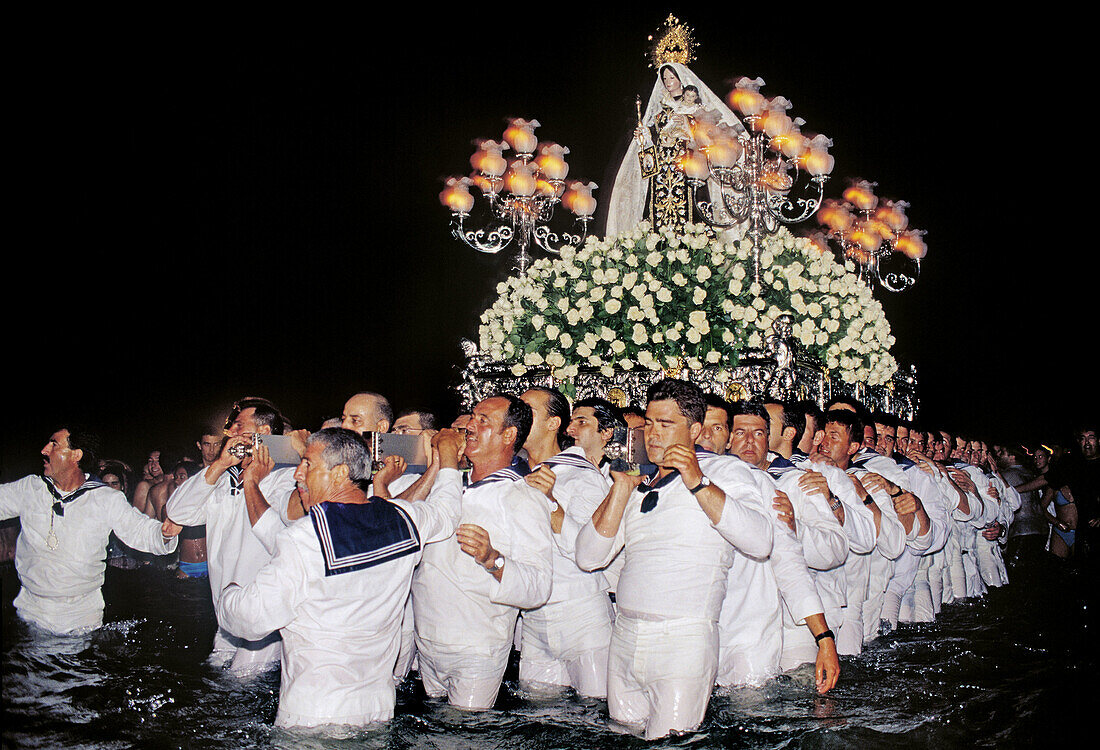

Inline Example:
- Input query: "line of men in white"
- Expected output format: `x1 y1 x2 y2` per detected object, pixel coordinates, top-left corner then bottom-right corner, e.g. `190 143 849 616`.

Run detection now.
0 380 1022 740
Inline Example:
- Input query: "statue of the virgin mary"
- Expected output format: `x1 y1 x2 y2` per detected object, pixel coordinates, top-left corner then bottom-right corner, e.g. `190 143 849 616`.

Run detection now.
605 19 747 238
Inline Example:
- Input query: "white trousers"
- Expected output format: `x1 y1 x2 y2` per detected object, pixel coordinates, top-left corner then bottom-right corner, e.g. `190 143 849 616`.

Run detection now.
210 626 282 676
519 593 613 698
607 613 718 740
14 588 103 636
416 635 512 710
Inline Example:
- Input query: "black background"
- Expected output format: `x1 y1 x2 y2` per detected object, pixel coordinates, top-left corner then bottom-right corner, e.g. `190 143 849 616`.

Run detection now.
6 6 1093 479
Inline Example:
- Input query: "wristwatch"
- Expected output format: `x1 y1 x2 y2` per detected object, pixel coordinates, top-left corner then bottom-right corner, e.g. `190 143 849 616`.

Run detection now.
828 495 842 512
688 476 711 494
488 554 505 572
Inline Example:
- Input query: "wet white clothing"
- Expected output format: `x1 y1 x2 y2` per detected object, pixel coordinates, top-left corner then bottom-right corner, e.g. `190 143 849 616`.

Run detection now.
217 469 460 727
575 451 773 738
0 475 177 635
411 462 553 709
717 458 827 686
520 447 612 696
167 465 296 672
765 456 847 670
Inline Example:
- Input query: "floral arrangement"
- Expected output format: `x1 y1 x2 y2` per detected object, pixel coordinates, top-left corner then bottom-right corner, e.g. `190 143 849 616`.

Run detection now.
476 221 898 387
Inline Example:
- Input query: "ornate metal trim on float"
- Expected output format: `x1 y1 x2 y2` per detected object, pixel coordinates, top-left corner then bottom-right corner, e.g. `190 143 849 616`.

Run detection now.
441 15 924 420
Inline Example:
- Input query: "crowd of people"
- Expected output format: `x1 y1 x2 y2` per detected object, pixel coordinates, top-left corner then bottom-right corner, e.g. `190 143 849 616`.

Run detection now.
1 384 1096 740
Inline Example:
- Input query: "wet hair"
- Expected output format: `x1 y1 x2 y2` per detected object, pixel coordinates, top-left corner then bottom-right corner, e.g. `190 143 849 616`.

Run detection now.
765 399 804 447
173 458 202 478
647 378 706 426
226 397 288 435
573 397 626 434
308 428 371 483
488 393 533 454
57 423 101 473
705 393 734 430
823 408 863 445
395 409 438 431
728 399 771 430
526 386 573 449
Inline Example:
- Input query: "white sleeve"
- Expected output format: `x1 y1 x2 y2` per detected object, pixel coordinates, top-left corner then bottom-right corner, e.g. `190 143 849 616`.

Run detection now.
554 469 610 561
707 461 773 560
780 476 847 572
762 474 823 623
868 485 906 560
575 518 624 572
108 491 177 555
811 462 877 554
488 483 553 610
905 467 949 555
217 528 309 641
165 470 217 526
396 468 462 546
249 468 299 555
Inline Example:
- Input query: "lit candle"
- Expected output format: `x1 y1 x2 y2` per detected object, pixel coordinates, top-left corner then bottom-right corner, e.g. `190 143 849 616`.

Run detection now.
801 147 834 176
439 177 475 213
504 160 537 197
564 181 597 217
705 139 741 168
503 118 540 155
895 229 928 259
471 140 508 178
536 143 570 180
681 149 711 180
818 199 854 232
728 77 767 117
843 180 878 211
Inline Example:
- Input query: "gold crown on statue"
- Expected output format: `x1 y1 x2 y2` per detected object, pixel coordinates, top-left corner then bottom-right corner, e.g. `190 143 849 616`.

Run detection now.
648 15 697 68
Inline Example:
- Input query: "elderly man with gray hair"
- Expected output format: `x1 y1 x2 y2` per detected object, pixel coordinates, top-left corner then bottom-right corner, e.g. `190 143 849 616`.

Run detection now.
217 427 465 728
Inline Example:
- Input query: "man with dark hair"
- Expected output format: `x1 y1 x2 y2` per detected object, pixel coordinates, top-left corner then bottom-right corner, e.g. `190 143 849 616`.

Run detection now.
566 397 626 474
519 387 612 698
1048 422 1100 563
575 379 773 740
0 426 182 634
167 397 299 675
175 428 223 580
392 409 438 434
805 409 904 655
217 428 463 728
697 393 733 455
791 400 824 457
411 395 552 711
717 400 843 693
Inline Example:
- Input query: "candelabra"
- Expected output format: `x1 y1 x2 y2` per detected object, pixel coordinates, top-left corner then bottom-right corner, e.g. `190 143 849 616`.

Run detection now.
440 118 597 274
811 180 926 292
680 77 832 286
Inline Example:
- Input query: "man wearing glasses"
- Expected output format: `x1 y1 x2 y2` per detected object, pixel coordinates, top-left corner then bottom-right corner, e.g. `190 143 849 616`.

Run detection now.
575 378 774 740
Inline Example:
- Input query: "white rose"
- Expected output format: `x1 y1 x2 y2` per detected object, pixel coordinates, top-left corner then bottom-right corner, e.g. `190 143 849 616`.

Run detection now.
605 298 622 314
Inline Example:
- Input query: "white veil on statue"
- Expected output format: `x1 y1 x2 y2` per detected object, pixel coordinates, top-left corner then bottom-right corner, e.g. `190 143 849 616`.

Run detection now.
605 62 747 238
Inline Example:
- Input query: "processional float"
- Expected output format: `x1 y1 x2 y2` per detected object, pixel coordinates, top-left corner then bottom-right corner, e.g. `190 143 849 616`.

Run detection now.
439 15 924 418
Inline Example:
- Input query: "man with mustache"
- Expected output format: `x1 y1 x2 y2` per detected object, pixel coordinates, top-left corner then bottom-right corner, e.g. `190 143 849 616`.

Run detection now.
0 424 182 634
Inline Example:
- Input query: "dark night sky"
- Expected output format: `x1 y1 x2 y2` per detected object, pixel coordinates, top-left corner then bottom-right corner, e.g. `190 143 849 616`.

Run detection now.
6 7 1093 480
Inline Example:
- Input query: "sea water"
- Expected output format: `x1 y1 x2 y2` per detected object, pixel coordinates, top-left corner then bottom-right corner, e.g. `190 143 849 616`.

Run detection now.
2 559 1095 749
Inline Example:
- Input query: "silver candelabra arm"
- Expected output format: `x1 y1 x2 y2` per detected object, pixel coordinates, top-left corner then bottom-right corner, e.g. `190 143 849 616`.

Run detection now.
533 215 591 256
450 212 515 255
